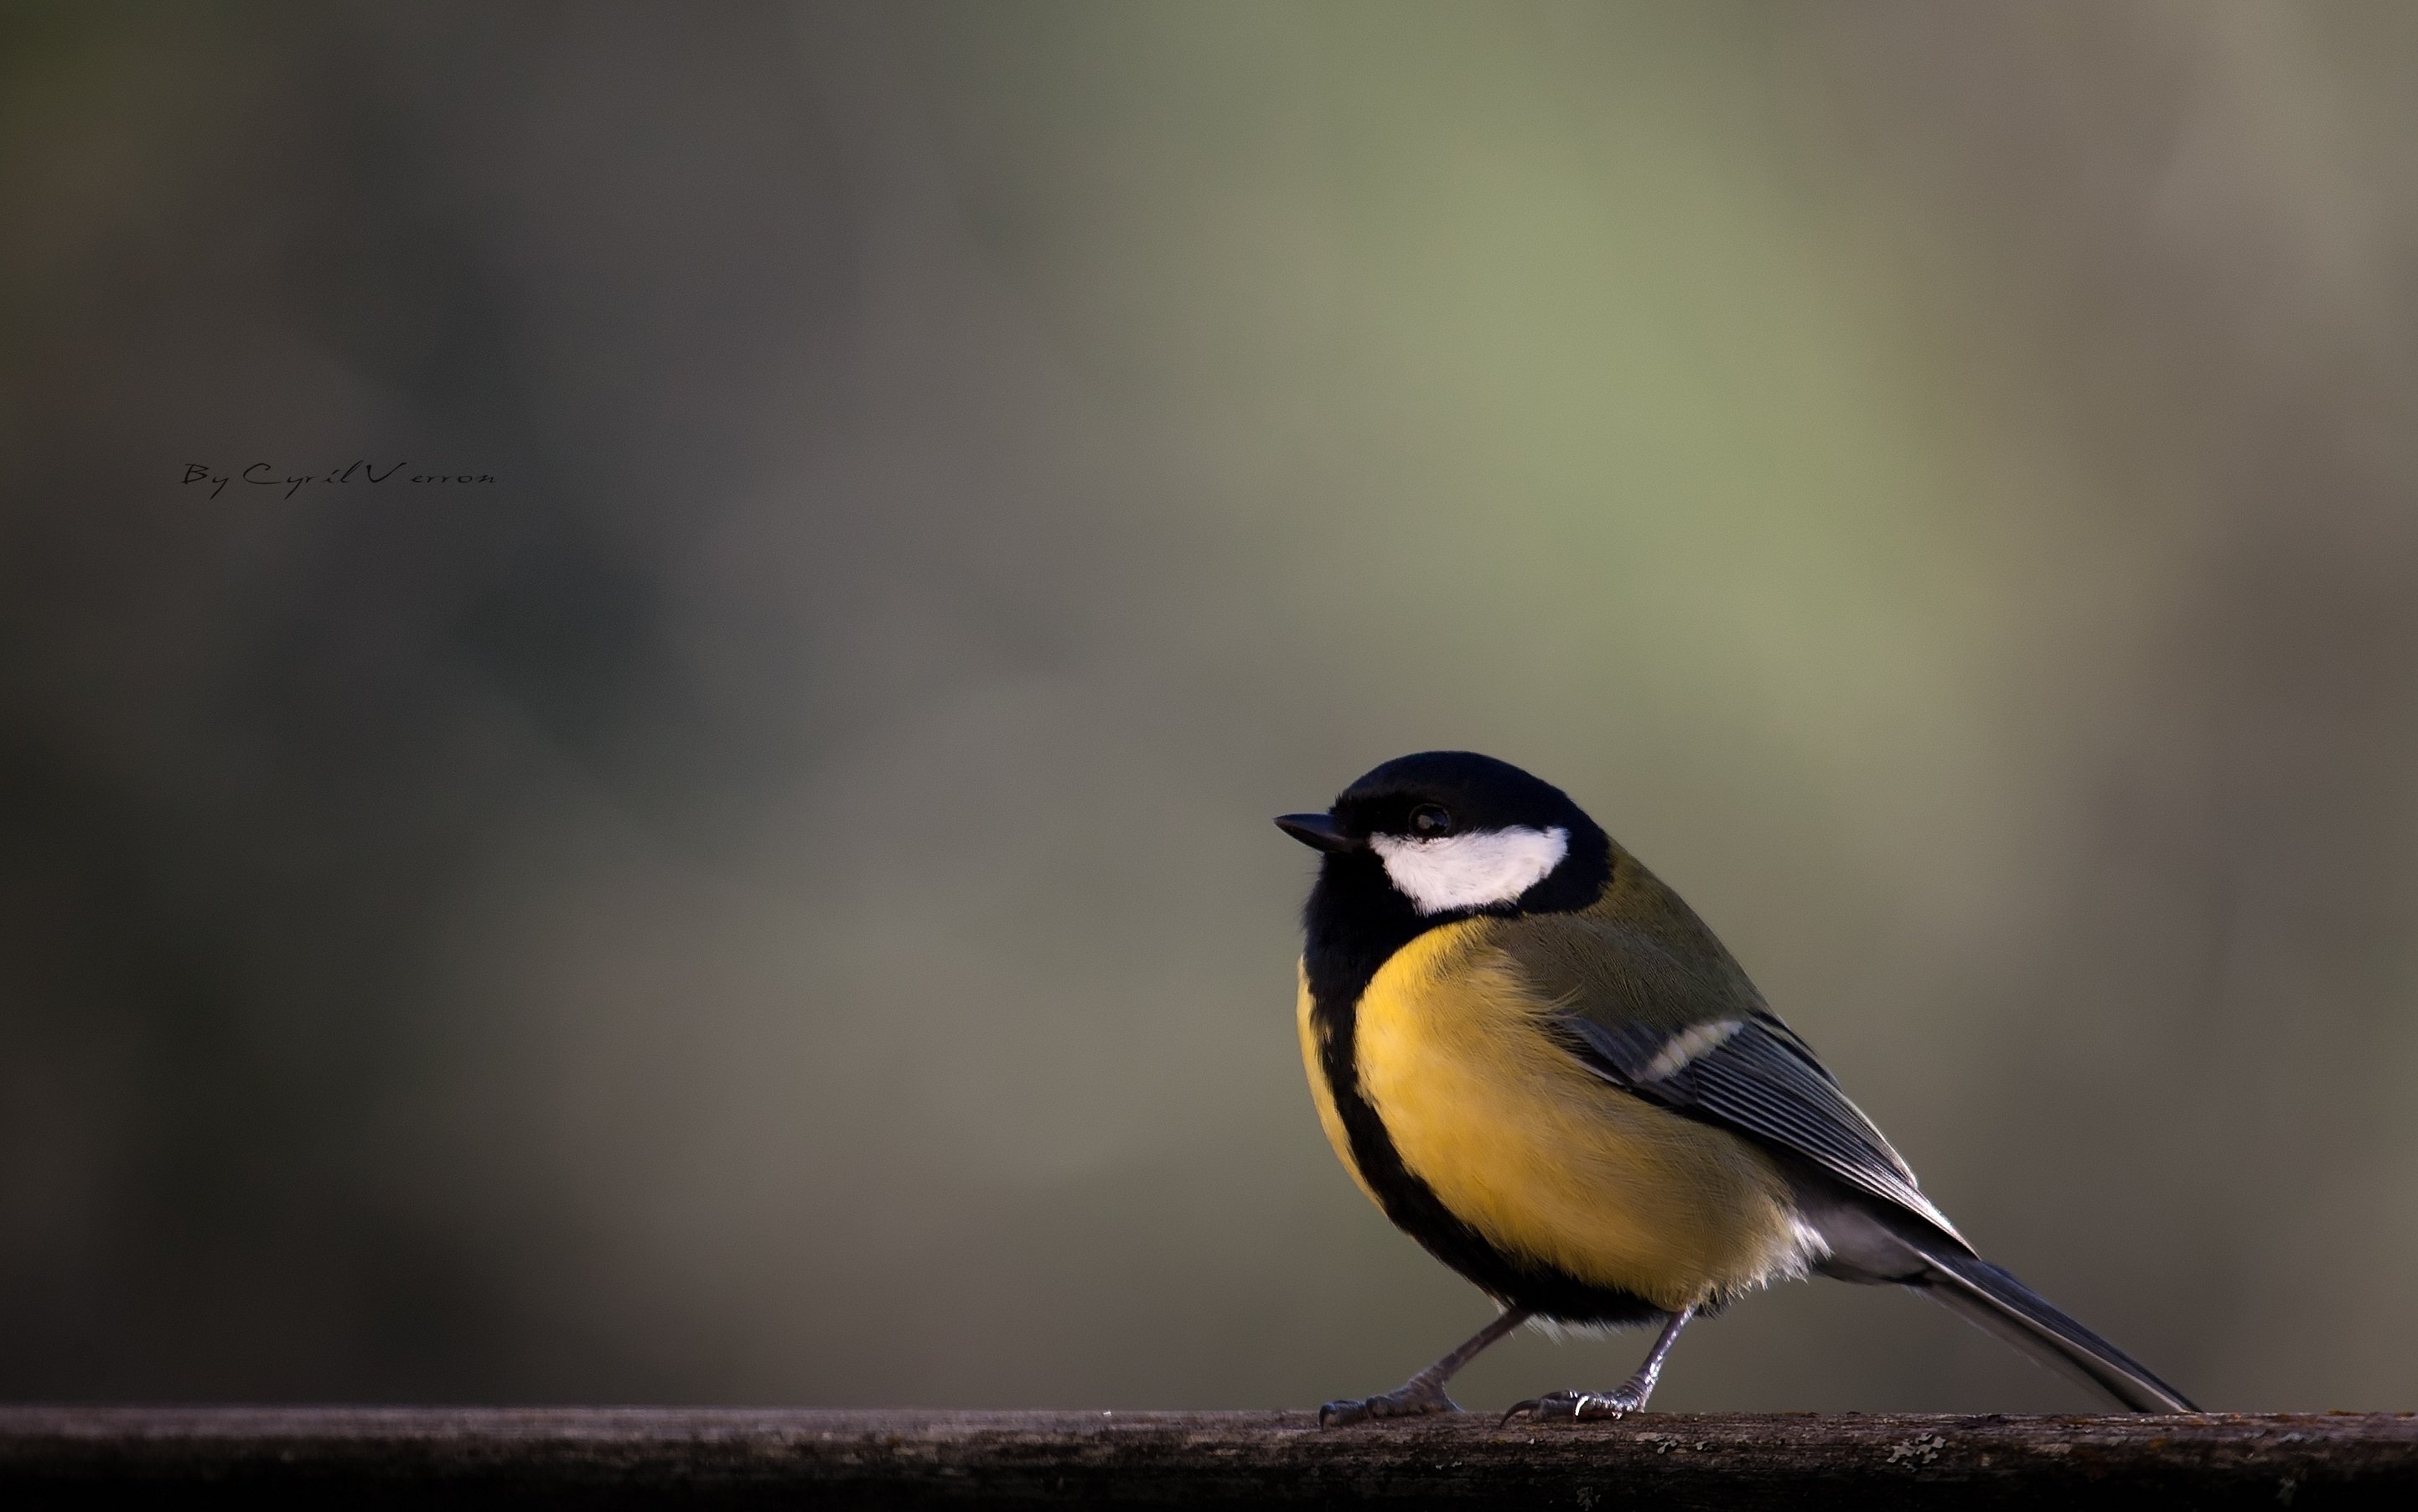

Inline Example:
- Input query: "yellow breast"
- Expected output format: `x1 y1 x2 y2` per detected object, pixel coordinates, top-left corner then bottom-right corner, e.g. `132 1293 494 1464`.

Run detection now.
1329 922 1811 1310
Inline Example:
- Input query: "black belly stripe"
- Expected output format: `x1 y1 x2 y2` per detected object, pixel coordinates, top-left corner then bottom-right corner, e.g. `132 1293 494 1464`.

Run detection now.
1309 976 1662 1327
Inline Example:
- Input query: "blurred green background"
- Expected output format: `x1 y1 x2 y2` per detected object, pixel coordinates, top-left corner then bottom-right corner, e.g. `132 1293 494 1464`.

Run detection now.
4 0 2416 1413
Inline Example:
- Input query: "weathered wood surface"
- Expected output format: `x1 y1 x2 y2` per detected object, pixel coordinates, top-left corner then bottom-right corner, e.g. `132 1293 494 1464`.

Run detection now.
2 1406 2412 1508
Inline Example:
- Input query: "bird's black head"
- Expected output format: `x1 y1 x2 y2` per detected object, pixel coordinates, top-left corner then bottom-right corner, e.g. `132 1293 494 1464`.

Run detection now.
1278 752 1613 1008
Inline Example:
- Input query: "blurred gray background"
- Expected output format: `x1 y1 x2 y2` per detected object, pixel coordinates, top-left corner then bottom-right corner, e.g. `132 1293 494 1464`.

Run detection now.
4 0 2415 1413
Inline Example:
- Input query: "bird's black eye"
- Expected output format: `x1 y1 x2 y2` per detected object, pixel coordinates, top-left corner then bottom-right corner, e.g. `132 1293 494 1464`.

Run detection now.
1410 804 1452 836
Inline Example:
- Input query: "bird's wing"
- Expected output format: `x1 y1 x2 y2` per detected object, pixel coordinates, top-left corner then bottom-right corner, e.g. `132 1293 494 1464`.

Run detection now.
1488 910 1964 1244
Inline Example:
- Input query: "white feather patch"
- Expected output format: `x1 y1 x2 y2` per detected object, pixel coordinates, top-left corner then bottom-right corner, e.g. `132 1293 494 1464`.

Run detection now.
1784 1214 1832 1272
1368 825 1569 915
1640 1019 1744 1082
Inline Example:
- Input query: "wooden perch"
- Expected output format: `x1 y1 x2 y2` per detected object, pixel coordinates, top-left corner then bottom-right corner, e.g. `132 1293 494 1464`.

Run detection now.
3 1406 2413 1506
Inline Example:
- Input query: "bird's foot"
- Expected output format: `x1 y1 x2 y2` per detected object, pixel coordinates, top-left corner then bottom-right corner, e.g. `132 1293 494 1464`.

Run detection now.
1499 1384 1649 1426
1318 1380 1460 1428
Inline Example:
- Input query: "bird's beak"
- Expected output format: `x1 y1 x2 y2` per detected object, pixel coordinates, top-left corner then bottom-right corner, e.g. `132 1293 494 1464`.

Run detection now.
1275 812 1362 853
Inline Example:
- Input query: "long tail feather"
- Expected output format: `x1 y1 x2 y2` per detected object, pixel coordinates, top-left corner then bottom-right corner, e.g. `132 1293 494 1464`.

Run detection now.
1915 1249 2198 1412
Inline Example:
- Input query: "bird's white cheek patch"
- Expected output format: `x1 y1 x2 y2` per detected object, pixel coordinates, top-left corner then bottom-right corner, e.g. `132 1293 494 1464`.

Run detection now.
1370 826 1569 915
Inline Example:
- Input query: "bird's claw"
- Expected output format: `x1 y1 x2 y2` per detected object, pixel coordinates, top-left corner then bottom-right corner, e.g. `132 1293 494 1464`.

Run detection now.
1499 1387 1645 1427
1318 1382 1460 1427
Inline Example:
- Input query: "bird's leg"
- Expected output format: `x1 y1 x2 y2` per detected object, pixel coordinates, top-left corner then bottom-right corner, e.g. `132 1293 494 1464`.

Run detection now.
1319 1307 1533 1427
1502 1305 1696 1424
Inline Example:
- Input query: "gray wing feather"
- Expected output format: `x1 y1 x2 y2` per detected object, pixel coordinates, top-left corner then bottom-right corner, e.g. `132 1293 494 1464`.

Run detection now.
1560 1012 1961 1241
1494 909 1962 1243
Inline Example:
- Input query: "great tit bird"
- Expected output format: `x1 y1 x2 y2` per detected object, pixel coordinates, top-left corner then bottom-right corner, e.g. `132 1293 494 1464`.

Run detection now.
1277 751 2195 1426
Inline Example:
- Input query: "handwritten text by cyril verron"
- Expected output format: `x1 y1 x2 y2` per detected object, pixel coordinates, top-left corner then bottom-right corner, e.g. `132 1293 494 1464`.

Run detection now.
184 462 497 499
